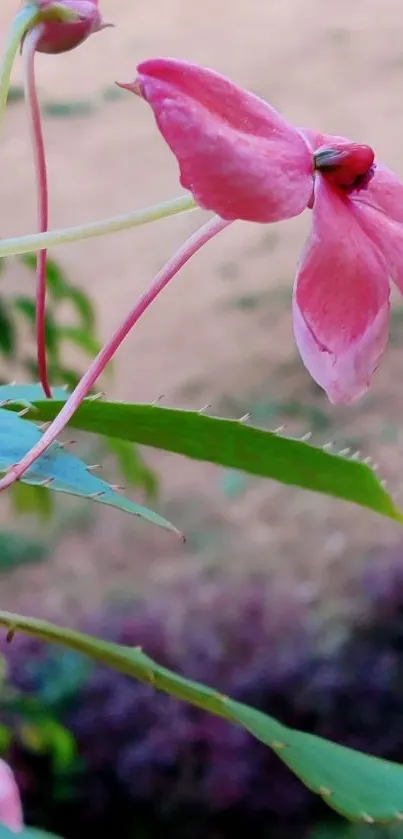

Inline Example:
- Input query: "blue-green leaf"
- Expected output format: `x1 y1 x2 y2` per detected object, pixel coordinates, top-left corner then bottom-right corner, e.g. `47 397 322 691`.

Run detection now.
0 409 178 533
0 384 68 404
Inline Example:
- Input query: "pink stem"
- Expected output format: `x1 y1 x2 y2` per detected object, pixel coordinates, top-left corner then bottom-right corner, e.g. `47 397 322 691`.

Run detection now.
0 215 231 490
22 24 52 398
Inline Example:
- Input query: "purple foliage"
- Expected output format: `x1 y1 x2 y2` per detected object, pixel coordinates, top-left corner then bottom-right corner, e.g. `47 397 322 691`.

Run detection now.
4 558 403 838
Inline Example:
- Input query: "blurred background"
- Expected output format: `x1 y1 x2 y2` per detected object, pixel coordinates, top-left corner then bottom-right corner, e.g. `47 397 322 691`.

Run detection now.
1 0 403 836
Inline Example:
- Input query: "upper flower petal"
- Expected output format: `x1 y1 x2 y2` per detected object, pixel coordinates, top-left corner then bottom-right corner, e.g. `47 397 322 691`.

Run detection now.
130 59 313 222
299 128 350 154
293 178 390 403
0 759 23 833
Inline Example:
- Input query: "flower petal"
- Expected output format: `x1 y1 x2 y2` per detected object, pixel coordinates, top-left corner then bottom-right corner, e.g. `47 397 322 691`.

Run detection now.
132 59 313 222
352 200 403 294
353 162 403 223
293 178 390 403
299 128 350 154
351 163 403 293
0 759 23 832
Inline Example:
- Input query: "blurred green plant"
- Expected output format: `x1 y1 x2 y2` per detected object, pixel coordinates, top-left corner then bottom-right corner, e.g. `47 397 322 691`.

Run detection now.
0 254 158 531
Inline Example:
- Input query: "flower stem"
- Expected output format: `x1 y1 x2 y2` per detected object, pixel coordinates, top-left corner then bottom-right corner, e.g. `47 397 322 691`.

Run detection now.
23 23 52 398
0 195 198 259
0 216 231 491
0 4 39 134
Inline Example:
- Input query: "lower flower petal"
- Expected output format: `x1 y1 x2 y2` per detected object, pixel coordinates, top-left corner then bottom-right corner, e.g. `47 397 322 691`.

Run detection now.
132 59 313 222
293 178 390 403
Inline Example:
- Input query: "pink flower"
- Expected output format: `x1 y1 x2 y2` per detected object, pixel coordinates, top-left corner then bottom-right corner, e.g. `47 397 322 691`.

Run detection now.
123 58 403 403
0 759 23 833
30 1 106 54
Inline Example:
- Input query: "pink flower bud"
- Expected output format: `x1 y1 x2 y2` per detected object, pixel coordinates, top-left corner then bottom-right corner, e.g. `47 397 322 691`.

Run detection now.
314 143 375 192
30 0 105 54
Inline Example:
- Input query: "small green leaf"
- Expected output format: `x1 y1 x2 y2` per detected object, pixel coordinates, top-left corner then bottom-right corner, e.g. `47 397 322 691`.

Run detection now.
1 611 403 823
6 85 25 105
59 326 101 357
0 532 48 570
10 482 54 520
13 297 59 355
43 99 95 118
16 396 403 524
12 295 35 322
21 719 76 772
0 409 178 533
0 300 15 357
105 437 158 499
63 287 95 331
19 254 95 330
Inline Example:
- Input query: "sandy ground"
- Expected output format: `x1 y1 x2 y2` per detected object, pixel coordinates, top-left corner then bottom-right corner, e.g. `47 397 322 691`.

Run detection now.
1 0 403 616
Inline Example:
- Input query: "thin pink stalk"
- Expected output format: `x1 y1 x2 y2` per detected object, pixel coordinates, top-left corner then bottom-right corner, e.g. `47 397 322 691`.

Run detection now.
0 215 231 490
22 24 52 398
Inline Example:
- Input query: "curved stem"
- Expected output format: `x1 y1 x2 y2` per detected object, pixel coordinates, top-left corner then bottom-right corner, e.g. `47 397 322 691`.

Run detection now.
0 195 198 259
23 23 51 398
0 4 39 136
0 216 231 491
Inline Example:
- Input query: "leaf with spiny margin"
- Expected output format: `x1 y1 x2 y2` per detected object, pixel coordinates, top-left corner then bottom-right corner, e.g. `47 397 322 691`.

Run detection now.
0 828 62 839
0 409 177 533
8 389 402 524
1 611 403 823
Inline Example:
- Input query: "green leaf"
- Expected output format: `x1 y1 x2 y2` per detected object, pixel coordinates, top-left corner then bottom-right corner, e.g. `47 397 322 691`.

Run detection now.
6 84 25 105
43 99 95 118
10 482 54 520
14 394 403 524
13 297 59 356
19 254 95 330
0 829 63 839
58 326 100 357
0 532 48 570
12 295 35 322
20 719 75 772
0 408 178 533
0 300 15 357
1 611 403 823
105 437 158 499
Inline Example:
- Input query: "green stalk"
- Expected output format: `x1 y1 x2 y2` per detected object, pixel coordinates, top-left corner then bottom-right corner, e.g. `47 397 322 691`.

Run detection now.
0 3 39 133
0 195 198 258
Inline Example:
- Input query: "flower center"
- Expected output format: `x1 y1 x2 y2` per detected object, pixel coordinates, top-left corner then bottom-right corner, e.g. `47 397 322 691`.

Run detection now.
314 143 375 194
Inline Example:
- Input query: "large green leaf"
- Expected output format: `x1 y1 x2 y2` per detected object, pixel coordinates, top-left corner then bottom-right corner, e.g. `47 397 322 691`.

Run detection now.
0 828 62 839
0 610 403 823
0 408 177 533
5 388 401 523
